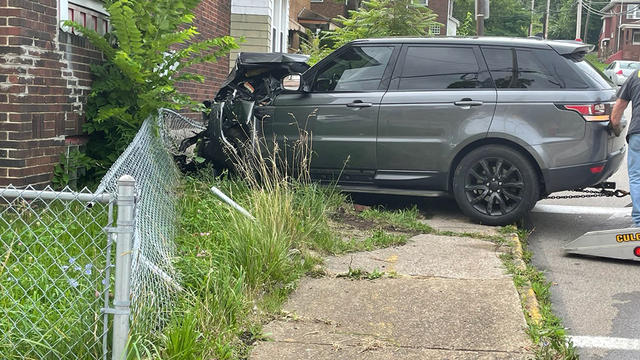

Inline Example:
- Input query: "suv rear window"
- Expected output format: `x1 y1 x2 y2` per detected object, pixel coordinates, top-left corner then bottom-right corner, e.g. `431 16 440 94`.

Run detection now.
573 60 615 89
481 47 589 89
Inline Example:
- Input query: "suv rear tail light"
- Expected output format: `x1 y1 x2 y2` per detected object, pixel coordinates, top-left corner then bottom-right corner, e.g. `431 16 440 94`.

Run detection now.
561 103 611 122
616 70 624 75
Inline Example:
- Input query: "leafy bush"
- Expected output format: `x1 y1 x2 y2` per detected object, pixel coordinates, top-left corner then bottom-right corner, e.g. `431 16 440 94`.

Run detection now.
61 0 238 188
328 0 439 49
299 0 439 64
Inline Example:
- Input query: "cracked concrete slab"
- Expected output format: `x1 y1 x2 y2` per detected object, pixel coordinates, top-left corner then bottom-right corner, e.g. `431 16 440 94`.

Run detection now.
421 212 501 237
251 342 531 360
324 234 508 280
251 277 533 359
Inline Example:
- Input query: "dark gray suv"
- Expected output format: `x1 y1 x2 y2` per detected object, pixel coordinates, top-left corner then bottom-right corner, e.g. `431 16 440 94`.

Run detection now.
197 37 626 225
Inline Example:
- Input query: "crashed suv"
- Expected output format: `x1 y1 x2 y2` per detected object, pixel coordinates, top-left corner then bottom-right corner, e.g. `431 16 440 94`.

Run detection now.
188 38 626 225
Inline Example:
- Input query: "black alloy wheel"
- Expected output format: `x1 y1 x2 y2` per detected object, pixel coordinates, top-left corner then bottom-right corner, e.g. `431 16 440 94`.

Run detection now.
464 158 523 216
453 145 539 226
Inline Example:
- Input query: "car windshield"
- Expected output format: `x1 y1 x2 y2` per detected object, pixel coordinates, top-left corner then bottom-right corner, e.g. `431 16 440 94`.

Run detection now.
619 61 640 69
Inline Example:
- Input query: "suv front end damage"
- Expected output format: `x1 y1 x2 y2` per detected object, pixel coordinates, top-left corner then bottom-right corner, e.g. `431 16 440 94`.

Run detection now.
181 52 309 169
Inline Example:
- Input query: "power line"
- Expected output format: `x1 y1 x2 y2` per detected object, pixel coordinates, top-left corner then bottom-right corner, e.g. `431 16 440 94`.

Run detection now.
581 0 640 16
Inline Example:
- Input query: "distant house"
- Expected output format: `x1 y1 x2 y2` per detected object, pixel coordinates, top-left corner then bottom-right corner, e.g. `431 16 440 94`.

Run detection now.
599 1 640 62
414 0 459 36
309 0 361 21
309 0 458 36
289 0 315 52
229 0 290 66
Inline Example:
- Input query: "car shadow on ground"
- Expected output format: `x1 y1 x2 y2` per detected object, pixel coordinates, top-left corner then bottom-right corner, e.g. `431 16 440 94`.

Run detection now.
346 192 462 219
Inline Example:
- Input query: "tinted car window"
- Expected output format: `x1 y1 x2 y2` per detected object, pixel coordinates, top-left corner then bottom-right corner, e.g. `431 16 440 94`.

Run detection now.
314 46 394 92
398 46 491 90
482 47 587 89
573 60 615 89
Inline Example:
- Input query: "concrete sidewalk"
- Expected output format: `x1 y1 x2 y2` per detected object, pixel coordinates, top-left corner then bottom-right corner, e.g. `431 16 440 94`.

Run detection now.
250 214 534 359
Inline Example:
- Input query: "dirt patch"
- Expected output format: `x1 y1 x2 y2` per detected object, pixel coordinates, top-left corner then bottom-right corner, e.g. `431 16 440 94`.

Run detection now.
328 206 419 242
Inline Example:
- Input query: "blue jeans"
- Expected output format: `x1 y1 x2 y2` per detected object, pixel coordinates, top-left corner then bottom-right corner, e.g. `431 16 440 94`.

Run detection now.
628 134 640 227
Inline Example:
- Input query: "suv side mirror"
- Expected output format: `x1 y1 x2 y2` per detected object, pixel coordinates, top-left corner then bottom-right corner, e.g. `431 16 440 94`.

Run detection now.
282 74 303 91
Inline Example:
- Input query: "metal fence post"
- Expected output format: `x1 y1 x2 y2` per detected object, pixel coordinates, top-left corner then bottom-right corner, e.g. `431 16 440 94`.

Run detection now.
112 175 136 360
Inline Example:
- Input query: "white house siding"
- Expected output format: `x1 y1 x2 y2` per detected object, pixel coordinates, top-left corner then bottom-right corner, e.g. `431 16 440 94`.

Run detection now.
230 0 289 67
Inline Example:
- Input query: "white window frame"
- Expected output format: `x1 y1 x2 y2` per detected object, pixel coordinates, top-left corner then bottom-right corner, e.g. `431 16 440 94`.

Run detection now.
429 24 441 35
415 0 429 6
310 0 324 2
59 0 109 33
633 29 640 45
270 0 288 52
627 4 640 20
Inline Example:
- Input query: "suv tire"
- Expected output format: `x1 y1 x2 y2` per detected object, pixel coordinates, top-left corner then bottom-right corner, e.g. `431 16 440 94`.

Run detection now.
453 145 539 226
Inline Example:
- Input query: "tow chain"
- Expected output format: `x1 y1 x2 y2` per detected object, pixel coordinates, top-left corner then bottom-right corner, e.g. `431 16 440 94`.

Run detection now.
545 188 630 200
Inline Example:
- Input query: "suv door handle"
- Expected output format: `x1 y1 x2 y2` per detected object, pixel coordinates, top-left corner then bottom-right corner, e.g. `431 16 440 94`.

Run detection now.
346 100 373 108
454 99 484 107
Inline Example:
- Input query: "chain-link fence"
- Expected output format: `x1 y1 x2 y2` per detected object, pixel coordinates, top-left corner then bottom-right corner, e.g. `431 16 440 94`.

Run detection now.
0 187 114 359
0 109 203 359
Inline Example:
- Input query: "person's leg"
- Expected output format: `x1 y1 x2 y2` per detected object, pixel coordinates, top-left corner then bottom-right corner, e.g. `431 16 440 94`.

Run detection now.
628 134 640 227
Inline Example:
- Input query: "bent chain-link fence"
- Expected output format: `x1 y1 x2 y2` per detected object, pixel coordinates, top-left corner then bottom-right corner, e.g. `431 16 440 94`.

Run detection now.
97 109 204 334
0 109 202 359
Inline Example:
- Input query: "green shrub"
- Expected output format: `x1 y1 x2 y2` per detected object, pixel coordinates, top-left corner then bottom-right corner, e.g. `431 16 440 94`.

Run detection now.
59 0 238 188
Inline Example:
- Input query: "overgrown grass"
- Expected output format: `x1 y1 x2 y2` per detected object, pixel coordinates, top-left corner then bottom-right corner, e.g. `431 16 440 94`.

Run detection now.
359 205 433 233
0 201 111 359
149 171 341 358
333 229 408 254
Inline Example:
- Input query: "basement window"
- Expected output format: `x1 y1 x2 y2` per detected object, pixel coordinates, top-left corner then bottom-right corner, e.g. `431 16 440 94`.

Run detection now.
59 0 109 34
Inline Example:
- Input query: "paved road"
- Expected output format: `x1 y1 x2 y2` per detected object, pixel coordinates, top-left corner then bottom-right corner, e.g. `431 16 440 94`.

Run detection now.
525 107 640 359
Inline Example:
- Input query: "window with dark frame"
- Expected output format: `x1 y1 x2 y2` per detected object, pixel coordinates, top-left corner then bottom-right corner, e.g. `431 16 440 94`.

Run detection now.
633 30 640 45
481 47 587 89
397 46 491 90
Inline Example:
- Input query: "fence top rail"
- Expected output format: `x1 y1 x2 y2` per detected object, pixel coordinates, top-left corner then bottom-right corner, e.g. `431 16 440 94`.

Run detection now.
0 187 113 203
158 108 206 130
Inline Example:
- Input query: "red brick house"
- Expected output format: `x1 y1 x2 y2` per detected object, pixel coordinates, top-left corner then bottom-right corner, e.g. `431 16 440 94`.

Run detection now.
0 0 230 187
310 0 360 21
599 1 640 62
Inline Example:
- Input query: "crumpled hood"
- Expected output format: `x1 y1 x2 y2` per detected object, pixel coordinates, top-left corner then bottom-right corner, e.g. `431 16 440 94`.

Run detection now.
214 52 310 103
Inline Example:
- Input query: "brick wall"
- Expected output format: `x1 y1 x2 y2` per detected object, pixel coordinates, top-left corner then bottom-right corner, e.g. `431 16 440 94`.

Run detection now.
310 0 347 20
174 0 231 107
289 0 311 52
428 0 449 35
0 0 101 187
291 0 311 22
1 0 231 187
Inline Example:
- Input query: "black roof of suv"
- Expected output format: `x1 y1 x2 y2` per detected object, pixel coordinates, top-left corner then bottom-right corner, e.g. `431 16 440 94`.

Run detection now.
351 37 593 56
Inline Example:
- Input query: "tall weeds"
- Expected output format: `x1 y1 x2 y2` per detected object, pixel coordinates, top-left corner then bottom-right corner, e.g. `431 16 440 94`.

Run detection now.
162 112 345 359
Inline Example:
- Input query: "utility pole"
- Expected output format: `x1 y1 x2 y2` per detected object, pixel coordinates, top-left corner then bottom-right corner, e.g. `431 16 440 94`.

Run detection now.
583 6 590 42
529 0 535 36
476 0 485 36
576 0 583 40
544 0 551 38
